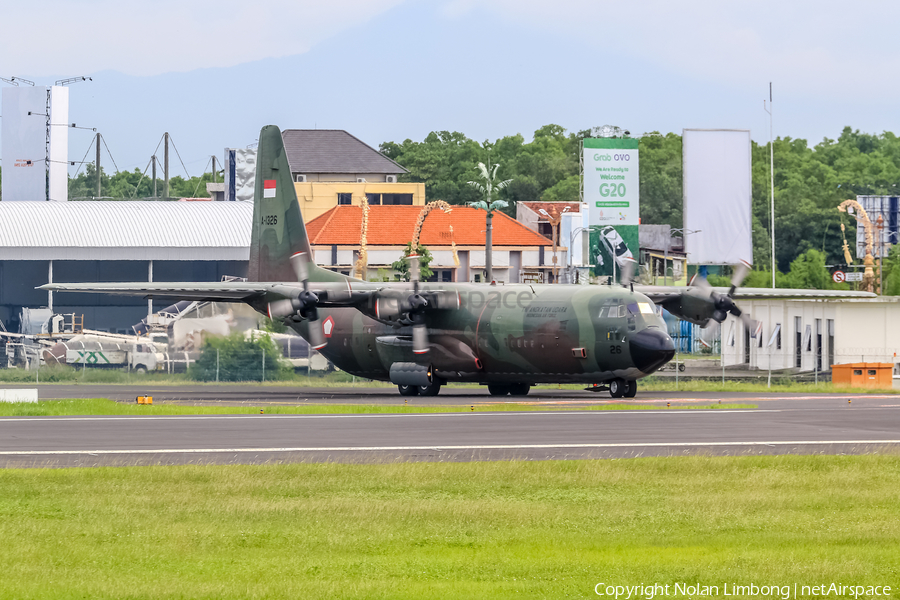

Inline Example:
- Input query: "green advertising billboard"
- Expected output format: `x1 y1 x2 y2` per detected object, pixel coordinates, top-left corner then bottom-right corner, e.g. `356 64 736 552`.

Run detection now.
583 138 639 279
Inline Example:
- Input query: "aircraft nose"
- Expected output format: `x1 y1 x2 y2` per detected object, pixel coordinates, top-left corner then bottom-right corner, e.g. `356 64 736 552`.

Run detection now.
629 328 675 374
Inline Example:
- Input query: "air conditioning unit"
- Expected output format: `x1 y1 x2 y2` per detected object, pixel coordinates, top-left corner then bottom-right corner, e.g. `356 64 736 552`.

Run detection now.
294 174 306 183
385 175 397 184
356 178 367 183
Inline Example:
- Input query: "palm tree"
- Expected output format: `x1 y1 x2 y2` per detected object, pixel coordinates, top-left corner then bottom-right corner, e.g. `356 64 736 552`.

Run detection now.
467 162 512 282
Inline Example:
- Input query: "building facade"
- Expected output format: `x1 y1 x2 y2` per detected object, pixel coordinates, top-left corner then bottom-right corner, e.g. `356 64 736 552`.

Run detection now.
720 296 900 374
282 130 426 222
306 205 555 283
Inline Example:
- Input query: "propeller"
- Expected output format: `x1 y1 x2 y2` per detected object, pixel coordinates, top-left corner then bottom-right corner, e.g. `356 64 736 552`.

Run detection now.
407 254 429 355
267 252 326 350
691 260 754 329
619 258 637 287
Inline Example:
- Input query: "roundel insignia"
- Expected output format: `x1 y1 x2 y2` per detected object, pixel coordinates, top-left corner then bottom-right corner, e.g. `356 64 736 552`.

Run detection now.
322 315 335 338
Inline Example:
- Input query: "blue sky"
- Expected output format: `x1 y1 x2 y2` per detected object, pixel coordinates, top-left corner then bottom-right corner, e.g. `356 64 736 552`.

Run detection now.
3 0 900 178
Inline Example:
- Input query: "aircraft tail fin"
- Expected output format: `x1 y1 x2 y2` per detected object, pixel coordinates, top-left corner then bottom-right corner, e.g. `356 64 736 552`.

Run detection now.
249 125 346 284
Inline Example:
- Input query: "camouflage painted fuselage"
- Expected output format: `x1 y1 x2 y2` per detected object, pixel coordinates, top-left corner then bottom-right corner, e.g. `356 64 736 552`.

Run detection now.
290 281 670 384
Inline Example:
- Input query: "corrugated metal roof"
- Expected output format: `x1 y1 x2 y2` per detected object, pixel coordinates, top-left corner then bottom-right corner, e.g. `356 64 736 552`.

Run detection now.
281 130 408 175
0 201 253 261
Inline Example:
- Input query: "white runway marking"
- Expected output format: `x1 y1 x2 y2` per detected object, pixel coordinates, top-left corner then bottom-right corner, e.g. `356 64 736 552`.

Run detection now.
0 409 783 423
1 440 898 456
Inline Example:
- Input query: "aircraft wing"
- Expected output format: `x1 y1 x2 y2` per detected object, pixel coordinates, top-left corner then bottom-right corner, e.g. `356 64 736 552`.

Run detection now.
39 281 270 301
637 285 877 302
39 281 375 307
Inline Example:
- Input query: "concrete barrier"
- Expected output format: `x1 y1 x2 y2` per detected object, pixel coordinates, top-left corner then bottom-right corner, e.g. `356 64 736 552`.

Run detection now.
0 389 38 403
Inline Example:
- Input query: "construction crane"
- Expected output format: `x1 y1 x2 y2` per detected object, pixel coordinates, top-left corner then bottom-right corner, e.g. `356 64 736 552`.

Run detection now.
837 199 876 292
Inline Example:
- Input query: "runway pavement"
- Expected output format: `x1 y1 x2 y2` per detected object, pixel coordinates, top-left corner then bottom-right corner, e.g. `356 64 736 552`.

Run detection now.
1 384 899 467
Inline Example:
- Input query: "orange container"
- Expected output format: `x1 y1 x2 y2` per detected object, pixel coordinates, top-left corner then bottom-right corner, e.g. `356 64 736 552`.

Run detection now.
831 363 893 388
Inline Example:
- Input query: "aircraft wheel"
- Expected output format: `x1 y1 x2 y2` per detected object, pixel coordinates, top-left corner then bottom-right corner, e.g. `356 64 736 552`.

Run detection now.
487 384 510 396
609 378 626 398
398 384 419 397
508 383 531 396
624 380 637 398
418 382 442 397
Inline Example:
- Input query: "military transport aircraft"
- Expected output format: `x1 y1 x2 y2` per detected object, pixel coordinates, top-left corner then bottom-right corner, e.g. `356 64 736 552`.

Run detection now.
40 125 872 398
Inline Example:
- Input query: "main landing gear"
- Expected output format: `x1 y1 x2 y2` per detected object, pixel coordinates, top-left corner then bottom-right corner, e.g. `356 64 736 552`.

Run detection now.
397 382 443 397
487 383 531 397
608 378 637 399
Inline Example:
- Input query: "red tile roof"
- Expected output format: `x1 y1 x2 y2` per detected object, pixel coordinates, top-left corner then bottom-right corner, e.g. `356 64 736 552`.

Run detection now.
521 201 582 220
307 205 552 247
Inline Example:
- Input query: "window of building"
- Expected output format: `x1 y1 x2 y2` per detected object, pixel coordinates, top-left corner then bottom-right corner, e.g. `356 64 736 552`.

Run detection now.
337 193 352 205
381 193 413 205
366 193 381 205
827 319 835 367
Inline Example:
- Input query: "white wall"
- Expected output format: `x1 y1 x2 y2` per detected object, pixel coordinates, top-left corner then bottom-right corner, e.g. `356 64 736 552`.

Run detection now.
720 297 900 371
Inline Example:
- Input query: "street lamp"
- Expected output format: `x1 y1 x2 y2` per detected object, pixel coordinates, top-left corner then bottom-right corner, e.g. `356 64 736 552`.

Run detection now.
567 225 597 284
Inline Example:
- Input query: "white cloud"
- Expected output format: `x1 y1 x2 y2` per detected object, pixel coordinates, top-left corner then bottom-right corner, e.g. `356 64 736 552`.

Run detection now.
0 0 406 77
478 0 900 97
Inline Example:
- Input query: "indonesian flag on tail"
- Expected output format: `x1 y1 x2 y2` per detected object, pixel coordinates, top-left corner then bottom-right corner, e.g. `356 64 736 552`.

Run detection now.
263 180 276 198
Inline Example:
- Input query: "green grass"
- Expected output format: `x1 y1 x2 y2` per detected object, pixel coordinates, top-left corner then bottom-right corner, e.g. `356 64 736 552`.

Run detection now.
638 378 900 394
0 456 898 598
7 366 897 395
0 398 757 416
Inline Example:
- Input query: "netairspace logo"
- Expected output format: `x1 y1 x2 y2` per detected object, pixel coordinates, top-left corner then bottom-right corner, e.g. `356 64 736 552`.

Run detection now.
593 583 893 599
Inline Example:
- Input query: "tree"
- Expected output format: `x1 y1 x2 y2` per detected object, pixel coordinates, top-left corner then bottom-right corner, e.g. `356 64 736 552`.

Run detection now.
467 162 512 282
882 244 900 295
188 332 289 381
391 242 434 282
783 249 837 290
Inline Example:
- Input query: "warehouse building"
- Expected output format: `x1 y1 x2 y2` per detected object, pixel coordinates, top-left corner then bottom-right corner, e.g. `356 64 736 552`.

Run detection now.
0 201 252 333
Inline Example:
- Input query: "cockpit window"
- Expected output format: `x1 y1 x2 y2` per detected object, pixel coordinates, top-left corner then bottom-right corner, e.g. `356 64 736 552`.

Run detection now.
617 304 627 318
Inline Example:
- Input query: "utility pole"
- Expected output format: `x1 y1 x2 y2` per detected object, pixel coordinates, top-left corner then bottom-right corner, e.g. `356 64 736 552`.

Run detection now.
95 132 101 198
764 83 775 287
211 155 217 183
163 132 170 200
485 211 493 282
151 155 157 199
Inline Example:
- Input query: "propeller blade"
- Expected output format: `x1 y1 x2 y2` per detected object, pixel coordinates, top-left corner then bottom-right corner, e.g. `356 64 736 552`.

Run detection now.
307 319 326 350
291 252 310 284
689 271 711 291
408 254 420 290
740 313 757 333
412 322 428 355
729 260 751 295
620 258 636 286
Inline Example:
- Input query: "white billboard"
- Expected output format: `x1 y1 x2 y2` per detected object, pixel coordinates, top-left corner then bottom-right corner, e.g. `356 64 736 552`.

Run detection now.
2 86 47 201
683 129 752 265
48 86 69 201
1 86 69 201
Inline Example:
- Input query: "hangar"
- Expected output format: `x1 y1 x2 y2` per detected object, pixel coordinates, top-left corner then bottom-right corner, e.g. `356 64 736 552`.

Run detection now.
0 201 252 333
719 295 900 375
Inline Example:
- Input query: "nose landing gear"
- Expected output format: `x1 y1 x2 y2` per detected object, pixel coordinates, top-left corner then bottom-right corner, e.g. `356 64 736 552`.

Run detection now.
608 378 637 398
